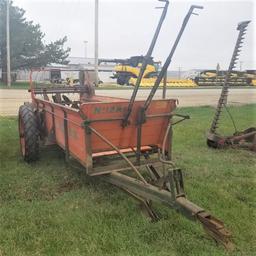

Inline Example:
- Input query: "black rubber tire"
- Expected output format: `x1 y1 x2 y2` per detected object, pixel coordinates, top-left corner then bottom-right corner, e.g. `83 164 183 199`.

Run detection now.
117 74 130 85
206 139 218 148
18 104 39 162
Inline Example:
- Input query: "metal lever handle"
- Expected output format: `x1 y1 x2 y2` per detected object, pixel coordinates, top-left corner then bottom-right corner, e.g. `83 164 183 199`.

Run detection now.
191 5 204 9
156 1 169 12
190 5 204 16
142 4 204 112
122 0 170 127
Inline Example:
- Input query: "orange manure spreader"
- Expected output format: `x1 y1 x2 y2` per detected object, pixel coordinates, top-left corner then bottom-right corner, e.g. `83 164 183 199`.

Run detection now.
18 1 233 250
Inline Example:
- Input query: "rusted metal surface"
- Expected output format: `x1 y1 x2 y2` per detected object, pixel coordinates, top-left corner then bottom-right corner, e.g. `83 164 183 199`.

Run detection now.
123 188 160 222
207 128 256 151
197 212 234 250
88 125 148 184
33 86 177 166
103 171 233 249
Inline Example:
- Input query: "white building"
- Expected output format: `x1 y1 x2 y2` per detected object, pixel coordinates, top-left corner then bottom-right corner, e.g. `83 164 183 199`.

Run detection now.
12 57 115 83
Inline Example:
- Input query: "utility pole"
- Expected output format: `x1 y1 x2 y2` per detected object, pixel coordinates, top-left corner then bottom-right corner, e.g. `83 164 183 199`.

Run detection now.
94 0 99 86
216 63 220 76
83 40 88 59
178 66 182 79
6 0 11 87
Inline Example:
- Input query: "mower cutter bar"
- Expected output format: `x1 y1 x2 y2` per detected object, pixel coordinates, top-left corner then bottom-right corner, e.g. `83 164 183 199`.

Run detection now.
209 20 250 135
207 21 256 151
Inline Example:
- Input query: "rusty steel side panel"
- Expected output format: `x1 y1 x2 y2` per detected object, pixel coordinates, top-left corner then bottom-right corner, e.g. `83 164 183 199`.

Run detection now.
54 107 87 165
81 99 176 153
35 98 176 167
36 100 88 166
88 95 129 102
54 107 66 148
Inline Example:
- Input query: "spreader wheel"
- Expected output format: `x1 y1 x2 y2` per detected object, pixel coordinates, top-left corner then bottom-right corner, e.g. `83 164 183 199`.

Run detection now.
207 139 218 148
18 104 39 162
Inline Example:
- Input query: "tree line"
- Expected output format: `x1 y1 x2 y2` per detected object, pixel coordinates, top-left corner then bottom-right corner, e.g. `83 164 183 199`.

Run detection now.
0 0 70 84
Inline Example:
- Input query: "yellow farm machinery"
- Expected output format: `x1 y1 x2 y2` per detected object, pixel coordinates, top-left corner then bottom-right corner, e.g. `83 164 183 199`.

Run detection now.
100 56 197 87
194 69 255 86
129 77 197 87
99 56 160 85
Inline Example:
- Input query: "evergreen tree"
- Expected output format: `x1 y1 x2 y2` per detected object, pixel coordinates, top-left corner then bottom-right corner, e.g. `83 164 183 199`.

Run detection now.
0 0 70 83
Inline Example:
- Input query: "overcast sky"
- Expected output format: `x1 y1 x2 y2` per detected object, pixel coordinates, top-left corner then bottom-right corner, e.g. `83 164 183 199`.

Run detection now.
14 0 255 70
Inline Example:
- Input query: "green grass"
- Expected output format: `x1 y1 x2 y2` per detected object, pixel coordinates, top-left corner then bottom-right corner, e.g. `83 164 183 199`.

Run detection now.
0 105 255 255
0 81 30 89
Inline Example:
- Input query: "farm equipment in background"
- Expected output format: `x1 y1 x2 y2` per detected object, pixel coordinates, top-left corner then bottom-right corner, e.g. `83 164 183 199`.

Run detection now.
99 56 161 85
129 77 197 87
194 70 252 86
49 69 80 85
246 70 256 86
19 1 234 250
100 57 198 88
33 68 102 87
207 21 256 151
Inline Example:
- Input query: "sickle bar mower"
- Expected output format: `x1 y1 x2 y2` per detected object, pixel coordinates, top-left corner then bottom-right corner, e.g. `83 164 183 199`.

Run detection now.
18 1 233 250
207 21 256 151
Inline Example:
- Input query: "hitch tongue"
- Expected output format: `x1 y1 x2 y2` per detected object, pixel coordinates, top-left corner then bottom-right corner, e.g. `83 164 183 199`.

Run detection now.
197 211 234 251
176 197 234 250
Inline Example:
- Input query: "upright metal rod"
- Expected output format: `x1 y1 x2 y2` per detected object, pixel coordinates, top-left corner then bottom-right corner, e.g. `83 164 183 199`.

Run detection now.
94 0 99 86
134 4 202 165
162 70 167 99
88 126 148 185
6 0 11 87
84 40 88 59
122 0 169 126
143 5 203 111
